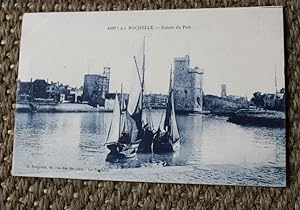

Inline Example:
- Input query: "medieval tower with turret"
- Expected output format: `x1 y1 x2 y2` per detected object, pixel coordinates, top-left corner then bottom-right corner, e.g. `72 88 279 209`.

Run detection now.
173 55 204 113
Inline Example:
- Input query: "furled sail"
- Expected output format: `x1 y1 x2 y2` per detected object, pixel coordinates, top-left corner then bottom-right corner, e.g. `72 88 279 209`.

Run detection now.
127 38 146 139
164 66 173 132
164 66 180 143
120 111 139 143
119 86 138 143
105 93 121 144
170 91 180 143
145 109 154 130
120 83 126 111
127 39 145 124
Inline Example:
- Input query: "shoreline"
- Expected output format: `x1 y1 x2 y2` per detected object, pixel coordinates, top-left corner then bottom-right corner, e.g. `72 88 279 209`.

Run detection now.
16 102 113 113
16 104 286 129
227 109 285 128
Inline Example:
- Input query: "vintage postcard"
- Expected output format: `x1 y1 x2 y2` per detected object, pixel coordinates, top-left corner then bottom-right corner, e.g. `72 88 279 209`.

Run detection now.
13 7 286 187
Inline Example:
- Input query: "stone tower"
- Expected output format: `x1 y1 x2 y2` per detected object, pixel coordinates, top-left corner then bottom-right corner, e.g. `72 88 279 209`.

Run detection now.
173 55 204 113
83 74 102 101
83 67 110 106
221 84 227 98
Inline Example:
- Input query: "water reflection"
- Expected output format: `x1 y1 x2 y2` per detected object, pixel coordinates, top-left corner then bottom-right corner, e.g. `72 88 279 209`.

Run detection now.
105 153 140 168
105 150 179 169
80 112 108 136
79 112 111 160
177 114 203 165
13 112 286 185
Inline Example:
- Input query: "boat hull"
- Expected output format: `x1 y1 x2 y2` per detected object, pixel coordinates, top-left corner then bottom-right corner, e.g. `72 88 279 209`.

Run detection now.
153 136 180 153
137 130 154 153
106 141 140 159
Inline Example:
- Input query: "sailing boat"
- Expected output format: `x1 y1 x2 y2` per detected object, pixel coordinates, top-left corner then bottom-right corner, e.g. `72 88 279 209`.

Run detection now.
137 108 155 153
105 38 150 158
134 38 154 153
153 66 180 153
105 91 141 158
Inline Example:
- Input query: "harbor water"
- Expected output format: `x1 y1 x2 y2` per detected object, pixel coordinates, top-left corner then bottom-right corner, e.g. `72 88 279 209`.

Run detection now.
12 111 286 186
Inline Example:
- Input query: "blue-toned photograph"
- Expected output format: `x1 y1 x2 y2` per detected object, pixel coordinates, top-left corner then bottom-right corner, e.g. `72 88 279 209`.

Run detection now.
13 8 286 187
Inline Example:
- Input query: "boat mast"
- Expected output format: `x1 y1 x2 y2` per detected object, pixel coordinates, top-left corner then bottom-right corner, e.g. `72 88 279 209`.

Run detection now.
164 64 173 131
274 66 278 96
133 38 146 118
118 91 121 139
170 64 173 93
169 65 173 130
133 37 146 108
120 83 123 110
141 37 146 110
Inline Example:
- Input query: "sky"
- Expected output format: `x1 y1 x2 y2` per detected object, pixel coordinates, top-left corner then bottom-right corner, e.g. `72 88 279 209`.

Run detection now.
18 7 284 98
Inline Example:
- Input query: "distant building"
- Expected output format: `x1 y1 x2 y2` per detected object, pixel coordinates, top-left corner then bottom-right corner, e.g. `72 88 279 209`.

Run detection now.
104 92 129 110
59 94 66 103
46 82 59 94
83 75 100 101
144 94 168 109
46 82 60 100
46 82 76 102
101 67 110 97
69 87 83 103
17 80 32 96
83 67 110 107
18 79 84 104
105 92 129 109
173 55 204 113
18 79 48 99
276 88 285 100
32 79 48 98
227 95 247 102
221 84 227 98
263 94 276 108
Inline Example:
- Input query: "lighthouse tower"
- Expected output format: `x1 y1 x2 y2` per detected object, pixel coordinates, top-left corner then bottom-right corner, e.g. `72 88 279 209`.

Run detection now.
173 55 204 113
